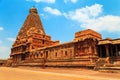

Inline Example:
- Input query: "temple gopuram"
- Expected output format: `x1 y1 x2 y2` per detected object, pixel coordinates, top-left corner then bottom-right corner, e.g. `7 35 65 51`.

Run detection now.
9 7 120 68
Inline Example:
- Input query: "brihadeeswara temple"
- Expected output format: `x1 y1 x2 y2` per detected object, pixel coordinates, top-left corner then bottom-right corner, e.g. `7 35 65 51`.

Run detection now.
8 7 120 69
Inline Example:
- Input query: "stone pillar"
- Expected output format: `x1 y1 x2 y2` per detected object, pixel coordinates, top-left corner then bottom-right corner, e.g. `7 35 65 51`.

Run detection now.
99 46 102 57
16 55 18 63
105 45 109 57
17 54 20 62
110 45 113 57
30 45 32 51
88 46 92 55
18 54 20 62
20 55 21 61
115 45 118 57
16 55 17 62
94 45 97 56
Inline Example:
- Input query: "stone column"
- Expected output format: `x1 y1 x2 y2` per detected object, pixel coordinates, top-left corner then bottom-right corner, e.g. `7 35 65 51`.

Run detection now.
94 45 97 56
16 55 18 63
99 46 102 57
110 45 113 57
18 55 20 62
29 45 32 51
105 45 109 57
16 55 17 62
88 46 92 55
115 45 118 57
18 55 19 62
19 55 21 61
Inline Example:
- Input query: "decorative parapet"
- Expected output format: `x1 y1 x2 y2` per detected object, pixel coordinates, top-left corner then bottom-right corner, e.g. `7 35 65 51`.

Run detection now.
98 38 120 45
74 29 102 41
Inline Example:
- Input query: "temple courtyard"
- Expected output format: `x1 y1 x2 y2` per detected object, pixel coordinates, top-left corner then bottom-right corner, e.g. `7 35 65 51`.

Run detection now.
0 67 120 80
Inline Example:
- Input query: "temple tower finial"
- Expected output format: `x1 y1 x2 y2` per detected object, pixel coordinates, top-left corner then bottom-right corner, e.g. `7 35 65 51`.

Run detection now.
29 6 38 14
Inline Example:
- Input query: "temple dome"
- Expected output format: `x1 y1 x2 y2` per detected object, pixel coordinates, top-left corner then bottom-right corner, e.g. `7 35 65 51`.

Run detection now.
16 7 45 39
29 7 38 14
105 37 112 40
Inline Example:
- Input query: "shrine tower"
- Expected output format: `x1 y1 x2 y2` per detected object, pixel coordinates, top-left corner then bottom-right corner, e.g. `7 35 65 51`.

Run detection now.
10 7 59 63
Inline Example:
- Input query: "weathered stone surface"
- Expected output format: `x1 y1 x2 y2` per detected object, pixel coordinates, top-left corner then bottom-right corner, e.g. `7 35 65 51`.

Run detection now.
9 7 120 68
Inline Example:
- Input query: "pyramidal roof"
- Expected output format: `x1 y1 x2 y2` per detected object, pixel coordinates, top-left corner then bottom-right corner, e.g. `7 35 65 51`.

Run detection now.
17 7 45 39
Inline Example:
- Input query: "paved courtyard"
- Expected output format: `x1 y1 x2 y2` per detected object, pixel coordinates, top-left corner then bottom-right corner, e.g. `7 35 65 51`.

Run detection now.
0 67 120 80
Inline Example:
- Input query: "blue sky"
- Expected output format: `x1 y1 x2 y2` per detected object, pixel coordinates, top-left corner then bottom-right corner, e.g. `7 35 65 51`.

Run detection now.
0 0 120 59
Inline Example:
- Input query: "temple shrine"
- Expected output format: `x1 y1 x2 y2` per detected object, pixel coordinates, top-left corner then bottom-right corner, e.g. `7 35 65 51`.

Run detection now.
9 7 120 68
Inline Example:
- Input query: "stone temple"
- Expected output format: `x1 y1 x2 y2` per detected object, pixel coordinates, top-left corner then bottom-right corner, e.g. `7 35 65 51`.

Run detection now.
9 7 120 68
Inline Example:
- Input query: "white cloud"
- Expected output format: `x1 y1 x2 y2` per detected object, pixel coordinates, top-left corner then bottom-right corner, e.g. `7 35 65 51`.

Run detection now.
63 4 120 32
64 0 68 3
71 0 78 3
7 38 15 42
81 15 120 32
0 38 13 59
40 13 49 19
26 0 56 3
40 13 44 16
0 40 2 44
64 4 102 22
0 46 10 59
43 4 120 32
64 0 78 3
0 27 4 31
44 7 62 16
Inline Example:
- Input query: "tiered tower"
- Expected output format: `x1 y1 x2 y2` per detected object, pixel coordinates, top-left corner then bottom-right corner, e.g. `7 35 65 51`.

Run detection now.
10 7 59 63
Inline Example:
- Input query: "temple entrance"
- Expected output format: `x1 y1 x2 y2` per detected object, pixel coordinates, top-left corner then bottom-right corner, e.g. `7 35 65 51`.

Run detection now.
97 45 106 58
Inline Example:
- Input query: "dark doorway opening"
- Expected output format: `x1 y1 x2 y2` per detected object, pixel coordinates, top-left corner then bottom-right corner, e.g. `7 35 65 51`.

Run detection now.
111 45 116 57
98 45 106 58
21 54 26 60
101 45 106 57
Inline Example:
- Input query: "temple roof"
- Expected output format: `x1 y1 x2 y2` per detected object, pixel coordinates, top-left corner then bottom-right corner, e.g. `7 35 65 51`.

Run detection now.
98 38 120 45
17 7 45 39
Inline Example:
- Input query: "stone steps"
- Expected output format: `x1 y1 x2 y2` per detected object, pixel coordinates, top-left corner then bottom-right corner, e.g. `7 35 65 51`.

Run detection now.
99 67 120 73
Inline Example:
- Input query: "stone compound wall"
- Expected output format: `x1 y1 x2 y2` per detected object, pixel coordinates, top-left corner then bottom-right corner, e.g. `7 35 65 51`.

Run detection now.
14 38 98 68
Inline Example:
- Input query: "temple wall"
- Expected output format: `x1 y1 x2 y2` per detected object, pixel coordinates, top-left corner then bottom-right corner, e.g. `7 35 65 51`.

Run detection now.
15 38 98 68
29 42 75 60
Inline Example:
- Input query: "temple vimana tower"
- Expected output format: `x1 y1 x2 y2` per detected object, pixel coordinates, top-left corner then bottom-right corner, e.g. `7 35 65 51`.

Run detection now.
9 7 120 68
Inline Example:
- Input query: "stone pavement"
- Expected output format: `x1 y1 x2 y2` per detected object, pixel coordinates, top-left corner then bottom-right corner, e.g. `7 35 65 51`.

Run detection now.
0 67 120 80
